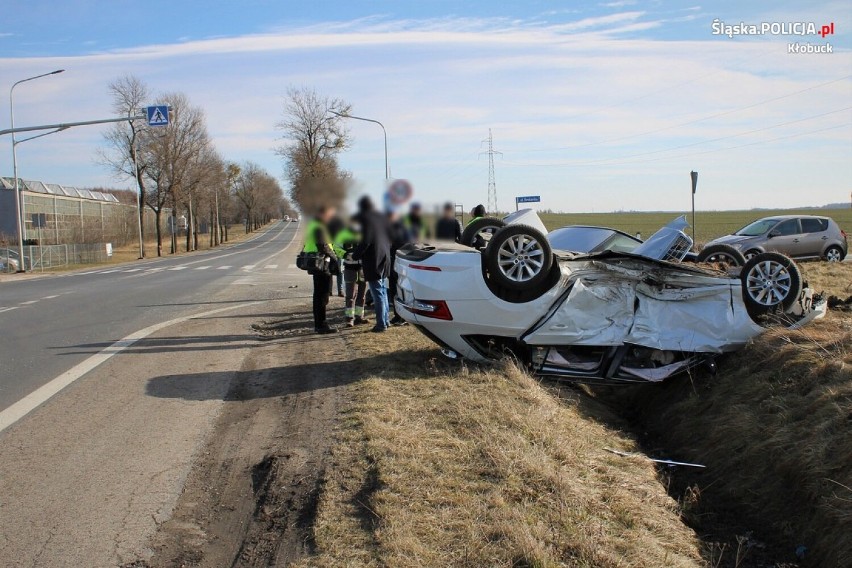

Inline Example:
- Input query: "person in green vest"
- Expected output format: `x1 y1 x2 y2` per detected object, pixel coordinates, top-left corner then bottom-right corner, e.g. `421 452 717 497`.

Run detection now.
467 203 486 226
334 219 370 327
303 206 338 334
403 202 430 242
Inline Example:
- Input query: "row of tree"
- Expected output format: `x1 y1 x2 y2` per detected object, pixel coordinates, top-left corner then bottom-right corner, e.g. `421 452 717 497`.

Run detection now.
100 76 291 257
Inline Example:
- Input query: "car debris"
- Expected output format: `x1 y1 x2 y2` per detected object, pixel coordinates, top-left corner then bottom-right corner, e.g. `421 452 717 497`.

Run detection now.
604 448 706 469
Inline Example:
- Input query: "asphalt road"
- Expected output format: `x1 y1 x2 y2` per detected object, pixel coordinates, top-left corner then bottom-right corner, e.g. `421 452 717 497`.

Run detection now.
0 220 300 416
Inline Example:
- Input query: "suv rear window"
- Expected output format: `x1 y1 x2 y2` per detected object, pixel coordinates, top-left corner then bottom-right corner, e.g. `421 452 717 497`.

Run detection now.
800 218 829 233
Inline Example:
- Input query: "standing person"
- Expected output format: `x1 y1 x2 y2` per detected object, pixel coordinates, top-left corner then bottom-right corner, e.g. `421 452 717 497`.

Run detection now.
403 202 430 242
353 196 392 333
334 219 370 327
327 216 345 297
387 208 410 326
468 203 486 226
435 201 463 242
303 206 339 334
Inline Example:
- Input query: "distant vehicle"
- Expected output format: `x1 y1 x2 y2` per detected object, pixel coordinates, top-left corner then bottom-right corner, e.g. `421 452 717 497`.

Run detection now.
705 215 848 262
0 248 25 273
283 215 291 222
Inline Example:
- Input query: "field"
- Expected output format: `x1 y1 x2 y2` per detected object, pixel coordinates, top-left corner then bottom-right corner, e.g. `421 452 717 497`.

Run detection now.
535 208 852 246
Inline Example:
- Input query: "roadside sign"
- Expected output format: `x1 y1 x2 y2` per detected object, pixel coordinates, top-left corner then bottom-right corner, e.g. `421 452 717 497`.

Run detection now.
515 195 541 204
146 105 169 127
386 179 413 206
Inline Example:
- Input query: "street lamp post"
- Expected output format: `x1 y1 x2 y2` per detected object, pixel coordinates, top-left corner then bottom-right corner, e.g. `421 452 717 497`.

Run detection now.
329 110 389 180
10 69 64 272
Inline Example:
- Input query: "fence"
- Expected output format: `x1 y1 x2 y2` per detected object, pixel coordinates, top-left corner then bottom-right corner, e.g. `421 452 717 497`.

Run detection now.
19 243 110 270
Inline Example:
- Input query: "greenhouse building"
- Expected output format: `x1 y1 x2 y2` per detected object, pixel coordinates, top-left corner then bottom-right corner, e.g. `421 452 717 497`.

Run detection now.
0 177 144 246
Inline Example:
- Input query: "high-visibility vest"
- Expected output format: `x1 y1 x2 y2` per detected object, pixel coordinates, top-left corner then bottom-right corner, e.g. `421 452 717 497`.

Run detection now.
303 219 329 253
466 216 482 227
333 227 359 259
404 215 427 239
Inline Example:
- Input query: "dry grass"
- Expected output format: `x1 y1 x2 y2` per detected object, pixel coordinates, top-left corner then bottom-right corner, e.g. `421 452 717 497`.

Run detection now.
618 263 852 567
300 329 703 567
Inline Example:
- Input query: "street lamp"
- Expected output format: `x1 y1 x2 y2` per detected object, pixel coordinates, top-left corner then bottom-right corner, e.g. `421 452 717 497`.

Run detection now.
329 110 389 180
10 69 64 272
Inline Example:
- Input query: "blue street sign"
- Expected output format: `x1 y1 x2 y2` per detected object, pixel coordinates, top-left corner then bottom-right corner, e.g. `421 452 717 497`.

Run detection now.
146 105 169 127
515 195 541 204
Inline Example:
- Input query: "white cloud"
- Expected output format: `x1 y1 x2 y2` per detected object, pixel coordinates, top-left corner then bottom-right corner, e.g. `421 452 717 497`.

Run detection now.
0 15 850 212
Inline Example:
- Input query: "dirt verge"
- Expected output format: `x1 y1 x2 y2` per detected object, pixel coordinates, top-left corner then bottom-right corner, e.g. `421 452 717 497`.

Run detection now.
142 304 354 567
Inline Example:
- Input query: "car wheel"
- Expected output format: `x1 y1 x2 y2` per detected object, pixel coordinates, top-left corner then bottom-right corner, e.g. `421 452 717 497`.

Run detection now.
460 217 506 249
696 244 746 267
743 249 761 260
740 252 802 317
485 225 554 292
824 245 845 263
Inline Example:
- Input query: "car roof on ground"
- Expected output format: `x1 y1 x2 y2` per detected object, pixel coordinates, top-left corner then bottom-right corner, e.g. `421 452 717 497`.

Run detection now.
551 225 641 240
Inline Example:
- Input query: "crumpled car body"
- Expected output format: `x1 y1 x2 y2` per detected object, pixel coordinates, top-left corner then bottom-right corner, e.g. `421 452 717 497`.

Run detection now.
394 213 825 383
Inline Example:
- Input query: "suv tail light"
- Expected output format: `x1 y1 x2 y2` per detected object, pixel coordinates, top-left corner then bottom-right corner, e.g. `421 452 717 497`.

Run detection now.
407 299 453 320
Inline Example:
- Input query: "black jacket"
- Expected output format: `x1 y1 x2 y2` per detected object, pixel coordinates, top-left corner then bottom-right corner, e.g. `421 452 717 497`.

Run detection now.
353 210 392 281
435 217 462 242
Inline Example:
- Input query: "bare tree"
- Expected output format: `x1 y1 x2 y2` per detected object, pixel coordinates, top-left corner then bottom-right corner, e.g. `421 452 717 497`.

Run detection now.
232 161 286 233
142 92 213 255
275 87 352 214
98 75 150 256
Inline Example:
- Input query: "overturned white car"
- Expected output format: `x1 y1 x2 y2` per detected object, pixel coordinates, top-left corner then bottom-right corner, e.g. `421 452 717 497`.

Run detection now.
394 211 826 383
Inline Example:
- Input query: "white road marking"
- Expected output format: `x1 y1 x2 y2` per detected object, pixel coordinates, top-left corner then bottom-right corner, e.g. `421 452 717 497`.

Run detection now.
0 301 262 434
242 265 256 270
217 265 231 270
124 268 142 273
195 266 211 270
20 300 38 305
42 295 59 300
146 267 164 272
265 264 278 269
287 264 297 269
100 269 121 274
167 266 187 271
0 307 19 313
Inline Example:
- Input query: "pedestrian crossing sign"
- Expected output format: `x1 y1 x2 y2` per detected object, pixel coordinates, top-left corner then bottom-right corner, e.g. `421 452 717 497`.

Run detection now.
146 105 169 127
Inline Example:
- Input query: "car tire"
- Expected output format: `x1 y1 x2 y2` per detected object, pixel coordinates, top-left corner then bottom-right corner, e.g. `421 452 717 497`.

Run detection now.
824 245 845 263
460 217 506 249
696 244 746 267
740 252 802 317
485 224 554 292
743 249 761 260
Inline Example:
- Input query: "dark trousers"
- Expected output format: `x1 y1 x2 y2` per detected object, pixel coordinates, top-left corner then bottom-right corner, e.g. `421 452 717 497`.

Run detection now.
312 272 332 329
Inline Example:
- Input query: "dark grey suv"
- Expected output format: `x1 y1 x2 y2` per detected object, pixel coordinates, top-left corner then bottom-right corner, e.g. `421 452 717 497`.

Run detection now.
706 215 848 262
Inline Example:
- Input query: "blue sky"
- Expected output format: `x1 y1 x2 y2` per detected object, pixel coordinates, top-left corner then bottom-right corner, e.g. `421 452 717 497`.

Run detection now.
1 0 850 212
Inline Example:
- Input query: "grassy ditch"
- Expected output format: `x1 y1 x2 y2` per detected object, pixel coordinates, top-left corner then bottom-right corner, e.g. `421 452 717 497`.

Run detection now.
599 262 852 567
298 329 703 567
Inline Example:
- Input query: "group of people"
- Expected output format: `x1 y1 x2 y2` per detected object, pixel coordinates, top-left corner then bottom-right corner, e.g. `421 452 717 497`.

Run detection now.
303 197 480 335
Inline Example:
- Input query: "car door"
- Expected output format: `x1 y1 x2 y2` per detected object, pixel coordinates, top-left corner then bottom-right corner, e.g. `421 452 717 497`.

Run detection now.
765 219 807 257
799 218 830 258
